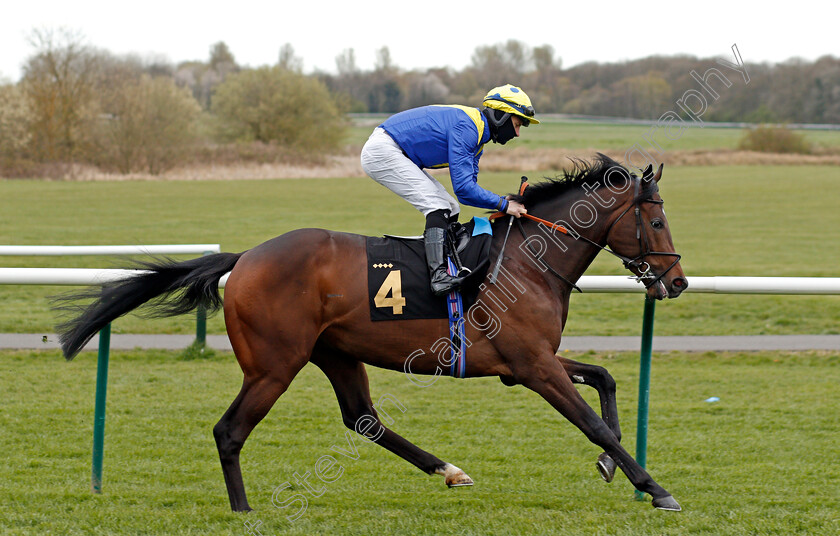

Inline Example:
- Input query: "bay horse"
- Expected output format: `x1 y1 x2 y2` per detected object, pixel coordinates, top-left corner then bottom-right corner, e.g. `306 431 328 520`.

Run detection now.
57 154 688 512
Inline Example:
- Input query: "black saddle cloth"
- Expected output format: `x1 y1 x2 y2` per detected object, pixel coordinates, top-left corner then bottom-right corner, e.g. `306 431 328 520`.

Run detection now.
366 219 492 321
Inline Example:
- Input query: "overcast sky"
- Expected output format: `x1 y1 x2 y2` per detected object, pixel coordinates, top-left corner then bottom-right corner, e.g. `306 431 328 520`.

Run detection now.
1 0 836 82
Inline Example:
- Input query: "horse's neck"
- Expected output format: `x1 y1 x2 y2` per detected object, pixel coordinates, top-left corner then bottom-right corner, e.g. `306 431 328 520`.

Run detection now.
529 193 617 286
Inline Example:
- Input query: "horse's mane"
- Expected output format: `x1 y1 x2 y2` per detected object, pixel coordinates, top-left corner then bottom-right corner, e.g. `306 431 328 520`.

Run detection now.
509 153 637 208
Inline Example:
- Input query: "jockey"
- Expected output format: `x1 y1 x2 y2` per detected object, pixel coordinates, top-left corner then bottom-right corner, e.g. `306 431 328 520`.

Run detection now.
361 84 539 295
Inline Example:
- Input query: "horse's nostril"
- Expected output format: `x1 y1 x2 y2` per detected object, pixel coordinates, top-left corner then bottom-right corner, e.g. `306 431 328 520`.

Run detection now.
673 277 688 289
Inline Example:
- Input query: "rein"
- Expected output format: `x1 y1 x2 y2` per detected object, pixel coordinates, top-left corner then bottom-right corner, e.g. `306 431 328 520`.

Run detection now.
491 177 682 292
490 211 570 234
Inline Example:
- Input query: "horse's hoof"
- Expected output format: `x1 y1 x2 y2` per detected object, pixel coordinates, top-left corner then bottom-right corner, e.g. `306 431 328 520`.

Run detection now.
437 463 474 487
446 472 474 487
652 495 682 511
596 452 616 483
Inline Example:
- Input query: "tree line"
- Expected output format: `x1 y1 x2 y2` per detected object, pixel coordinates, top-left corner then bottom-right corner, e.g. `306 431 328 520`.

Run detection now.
1 31 837 178
0 30 345 177
319 41 840 125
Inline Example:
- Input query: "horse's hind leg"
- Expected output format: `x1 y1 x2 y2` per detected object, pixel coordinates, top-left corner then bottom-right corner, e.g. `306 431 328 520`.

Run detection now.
311 350 473 487
557 355 620 483
214 323 312 511
214 374 295 512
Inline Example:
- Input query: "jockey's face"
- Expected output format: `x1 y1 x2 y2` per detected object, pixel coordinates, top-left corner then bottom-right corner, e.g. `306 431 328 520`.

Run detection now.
511 115 526 137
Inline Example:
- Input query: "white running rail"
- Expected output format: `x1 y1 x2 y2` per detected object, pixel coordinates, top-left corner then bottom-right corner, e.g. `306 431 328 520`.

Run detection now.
1 269 839 295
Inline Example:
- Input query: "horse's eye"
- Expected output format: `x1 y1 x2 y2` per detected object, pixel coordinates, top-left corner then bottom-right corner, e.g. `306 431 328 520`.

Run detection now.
651 219 664 230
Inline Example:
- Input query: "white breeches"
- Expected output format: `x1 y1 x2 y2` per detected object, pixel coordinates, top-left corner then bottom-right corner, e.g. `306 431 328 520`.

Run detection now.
360 128 459 217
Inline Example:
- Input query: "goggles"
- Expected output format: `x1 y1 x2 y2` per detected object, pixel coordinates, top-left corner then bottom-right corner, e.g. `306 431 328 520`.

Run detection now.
486 95 536 118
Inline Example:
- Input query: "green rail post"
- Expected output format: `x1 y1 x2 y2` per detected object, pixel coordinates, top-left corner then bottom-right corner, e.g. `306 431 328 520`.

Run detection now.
91 322 111 494
195 303 207 347
634 295 656 501
194 250 213 348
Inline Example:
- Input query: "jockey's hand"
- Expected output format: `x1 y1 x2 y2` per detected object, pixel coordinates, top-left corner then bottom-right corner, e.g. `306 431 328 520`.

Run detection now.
505 198 528 218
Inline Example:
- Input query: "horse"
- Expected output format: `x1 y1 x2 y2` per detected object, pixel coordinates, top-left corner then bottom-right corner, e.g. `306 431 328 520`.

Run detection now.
56 154 688 512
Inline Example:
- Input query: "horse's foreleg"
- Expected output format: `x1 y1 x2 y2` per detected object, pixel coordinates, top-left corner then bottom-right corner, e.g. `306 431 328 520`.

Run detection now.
557 355 620 483
312 352 473 488
518 356 680 511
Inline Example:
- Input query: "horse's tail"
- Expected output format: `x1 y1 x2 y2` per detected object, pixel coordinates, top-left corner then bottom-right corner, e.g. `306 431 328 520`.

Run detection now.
55 252 244 360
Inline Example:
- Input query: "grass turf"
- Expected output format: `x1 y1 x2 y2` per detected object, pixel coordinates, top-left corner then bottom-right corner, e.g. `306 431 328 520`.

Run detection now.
1 164 838 336
344 116 840 152
0 348 837 535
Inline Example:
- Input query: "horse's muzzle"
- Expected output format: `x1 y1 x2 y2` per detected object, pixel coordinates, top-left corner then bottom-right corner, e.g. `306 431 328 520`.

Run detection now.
646 275 688 300
669 276 688 298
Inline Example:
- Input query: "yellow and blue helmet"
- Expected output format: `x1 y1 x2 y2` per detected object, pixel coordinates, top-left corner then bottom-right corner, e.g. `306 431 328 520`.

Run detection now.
482 84 540 125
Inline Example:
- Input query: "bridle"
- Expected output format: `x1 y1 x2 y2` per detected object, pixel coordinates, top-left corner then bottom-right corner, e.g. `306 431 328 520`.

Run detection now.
602 177 682 289
509 176 682 293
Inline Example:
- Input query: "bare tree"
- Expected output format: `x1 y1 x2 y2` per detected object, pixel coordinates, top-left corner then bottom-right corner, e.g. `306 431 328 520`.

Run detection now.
533 45 561 72
278 43 303 72
173 42 239 110
470 40 532 89
21 28 102 161
405 72 450 108
335 48 358 76
375 46 395 73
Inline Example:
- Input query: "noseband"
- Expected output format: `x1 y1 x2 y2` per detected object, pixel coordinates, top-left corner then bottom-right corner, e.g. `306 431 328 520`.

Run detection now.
514 177 681 292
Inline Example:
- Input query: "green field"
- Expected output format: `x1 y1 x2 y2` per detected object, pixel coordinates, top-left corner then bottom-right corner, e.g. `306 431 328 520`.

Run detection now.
1 164 838 336
345 116 840 152
1 348 837 535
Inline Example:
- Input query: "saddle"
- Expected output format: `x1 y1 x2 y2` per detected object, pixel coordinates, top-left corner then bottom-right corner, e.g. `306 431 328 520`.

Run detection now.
366 217 492 322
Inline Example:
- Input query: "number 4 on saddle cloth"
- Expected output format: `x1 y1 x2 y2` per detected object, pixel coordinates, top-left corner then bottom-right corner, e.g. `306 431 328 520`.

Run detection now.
366 217 493 378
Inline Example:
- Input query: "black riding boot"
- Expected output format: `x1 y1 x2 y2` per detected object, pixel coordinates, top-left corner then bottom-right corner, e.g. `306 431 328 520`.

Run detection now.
424 226 465 296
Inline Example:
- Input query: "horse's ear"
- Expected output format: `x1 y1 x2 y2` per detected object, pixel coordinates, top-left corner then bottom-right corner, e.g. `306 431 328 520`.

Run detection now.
652 163 664 183
641 164 653 179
